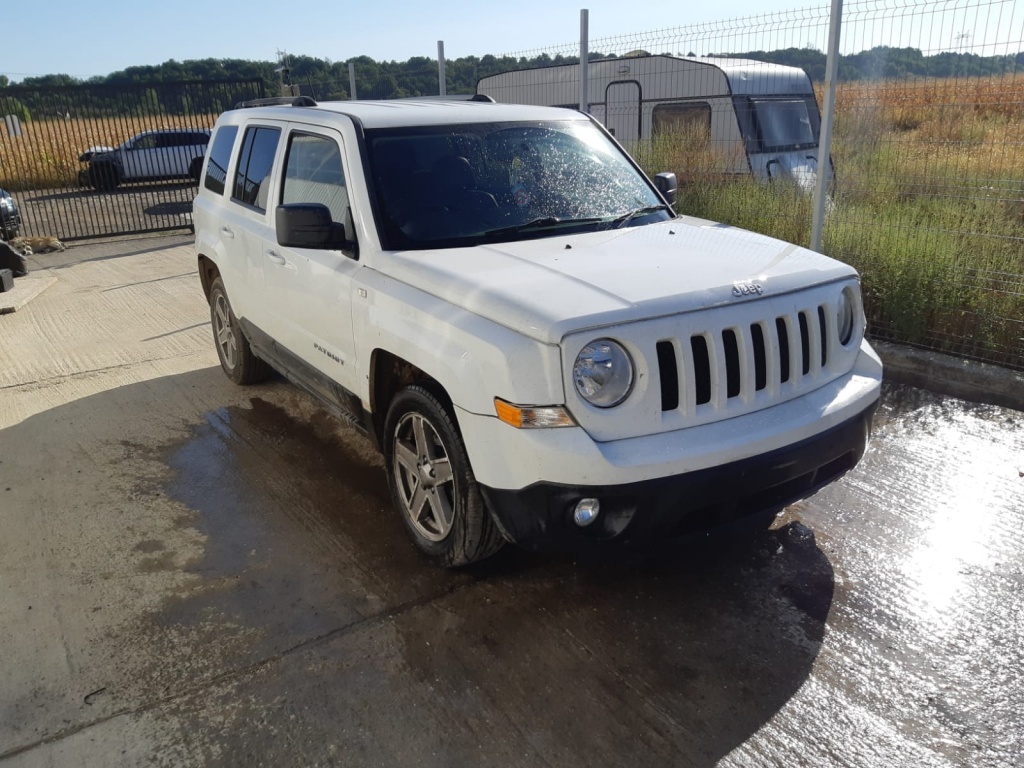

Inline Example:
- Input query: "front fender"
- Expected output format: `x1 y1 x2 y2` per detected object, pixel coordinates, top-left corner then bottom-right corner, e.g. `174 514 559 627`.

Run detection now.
355 270 566 417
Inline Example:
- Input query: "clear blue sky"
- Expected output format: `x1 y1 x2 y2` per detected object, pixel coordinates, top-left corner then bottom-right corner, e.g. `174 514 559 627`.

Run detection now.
3 0 793 81
5 0 1014 82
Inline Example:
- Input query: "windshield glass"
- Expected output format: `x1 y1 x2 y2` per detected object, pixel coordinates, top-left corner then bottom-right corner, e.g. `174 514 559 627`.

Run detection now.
366 120 669 250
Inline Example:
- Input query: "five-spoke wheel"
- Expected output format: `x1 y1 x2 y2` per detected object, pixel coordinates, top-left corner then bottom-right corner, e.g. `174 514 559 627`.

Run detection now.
208 276 271 385
384 385 505 566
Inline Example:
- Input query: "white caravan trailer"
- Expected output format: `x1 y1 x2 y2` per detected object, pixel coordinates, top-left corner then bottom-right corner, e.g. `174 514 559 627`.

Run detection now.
477 55 828 188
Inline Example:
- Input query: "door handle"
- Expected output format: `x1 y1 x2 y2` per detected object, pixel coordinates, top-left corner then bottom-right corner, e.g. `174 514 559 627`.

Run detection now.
220 226 235 239
266 250 286 265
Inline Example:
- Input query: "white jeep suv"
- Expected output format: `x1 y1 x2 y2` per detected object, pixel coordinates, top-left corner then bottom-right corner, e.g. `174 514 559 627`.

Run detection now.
193 95 881 566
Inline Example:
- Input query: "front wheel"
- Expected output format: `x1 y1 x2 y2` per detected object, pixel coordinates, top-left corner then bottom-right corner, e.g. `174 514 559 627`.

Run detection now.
209 277 272 385
384 385 505 567
89 163 120 191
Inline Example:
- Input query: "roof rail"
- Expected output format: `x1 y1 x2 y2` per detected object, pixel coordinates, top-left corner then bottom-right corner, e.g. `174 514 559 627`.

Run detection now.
469 94 495 103
232 96 318 110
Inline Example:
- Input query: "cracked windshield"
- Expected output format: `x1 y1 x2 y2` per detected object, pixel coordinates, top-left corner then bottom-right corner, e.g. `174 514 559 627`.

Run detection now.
368 120 671 248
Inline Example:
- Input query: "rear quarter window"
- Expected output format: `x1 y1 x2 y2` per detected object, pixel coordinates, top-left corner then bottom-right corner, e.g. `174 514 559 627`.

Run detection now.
203 126 238 196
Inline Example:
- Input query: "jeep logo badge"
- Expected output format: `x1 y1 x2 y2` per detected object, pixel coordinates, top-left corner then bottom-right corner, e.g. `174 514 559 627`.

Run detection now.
732 281 764 298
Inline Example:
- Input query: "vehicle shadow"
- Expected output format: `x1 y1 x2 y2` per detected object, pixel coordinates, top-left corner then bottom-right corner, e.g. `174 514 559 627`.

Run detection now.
161 377 834 766
0 368 833 766
396 523 833 767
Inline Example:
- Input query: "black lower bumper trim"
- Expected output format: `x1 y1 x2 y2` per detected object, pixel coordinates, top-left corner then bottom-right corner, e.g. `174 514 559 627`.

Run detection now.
480 400 878 552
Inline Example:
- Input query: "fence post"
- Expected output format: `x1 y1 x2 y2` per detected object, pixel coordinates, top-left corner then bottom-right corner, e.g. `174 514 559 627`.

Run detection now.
579 9 590 113
811 0 843 254
438 41 447 96
348 63 358 100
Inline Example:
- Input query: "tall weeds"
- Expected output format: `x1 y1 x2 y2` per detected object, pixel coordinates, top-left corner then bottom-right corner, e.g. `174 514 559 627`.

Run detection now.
635 74 1024 369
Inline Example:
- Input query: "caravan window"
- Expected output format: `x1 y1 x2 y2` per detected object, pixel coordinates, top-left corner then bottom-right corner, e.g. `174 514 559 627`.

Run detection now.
652 102 712 140
750 99 816 151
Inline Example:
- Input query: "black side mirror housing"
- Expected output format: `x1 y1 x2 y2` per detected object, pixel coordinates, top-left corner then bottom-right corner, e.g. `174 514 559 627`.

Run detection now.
276 203 353 251
654 172 678 205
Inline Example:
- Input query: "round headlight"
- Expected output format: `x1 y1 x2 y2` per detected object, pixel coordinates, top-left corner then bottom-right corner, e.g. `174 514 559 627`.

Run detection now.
837 286 856 346
573 339 634 407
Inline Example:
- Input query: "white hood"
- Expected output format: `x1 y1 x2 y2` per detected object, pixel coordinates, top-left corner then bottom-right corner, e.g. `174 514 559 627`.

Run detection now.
377 217 856 344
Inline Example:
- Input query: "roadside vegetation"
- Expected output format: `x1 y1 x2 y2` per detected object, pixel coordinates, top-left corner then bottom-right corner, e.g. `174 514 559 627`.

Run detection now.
633 73 1024 371
1 70 1020 369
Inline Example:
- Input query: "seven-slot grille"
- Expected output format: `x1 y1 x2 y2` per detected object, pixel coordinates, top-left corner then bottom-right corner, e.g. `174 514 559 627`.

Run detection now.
655 304 834 413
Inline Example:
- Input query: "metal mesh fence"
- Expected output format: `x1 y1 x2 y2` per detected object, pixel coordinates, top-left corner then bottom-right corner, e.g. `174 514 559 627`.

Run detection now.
480 0 1024 370
0 80 264 241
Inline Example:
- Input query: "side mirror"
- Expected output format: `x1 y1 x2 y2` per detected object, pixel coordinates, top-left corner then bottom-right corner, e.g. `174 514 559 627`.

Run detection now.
276 203 353 251
654 172 677 205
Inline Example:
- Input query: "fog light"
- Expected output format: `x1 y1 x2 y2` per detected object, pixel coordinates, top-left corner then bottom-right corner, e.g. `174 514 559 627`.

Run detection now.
573 498 601 527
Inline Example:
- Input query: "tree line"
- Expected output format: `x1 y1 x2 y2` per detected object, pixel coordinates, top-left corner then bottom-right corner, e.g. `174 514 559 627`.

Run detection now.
1 45 1020 120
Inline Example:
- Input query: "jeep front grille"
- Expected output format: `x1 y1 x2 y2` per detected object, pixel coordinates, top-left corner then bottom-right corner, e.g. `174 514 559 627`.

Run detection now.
656 304 833 413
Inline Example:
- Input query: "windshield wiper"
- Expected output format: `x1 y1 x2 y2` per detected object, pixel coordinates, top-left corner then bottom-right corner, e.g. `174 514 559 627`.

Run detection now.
611 204 674 229
482 216 603 239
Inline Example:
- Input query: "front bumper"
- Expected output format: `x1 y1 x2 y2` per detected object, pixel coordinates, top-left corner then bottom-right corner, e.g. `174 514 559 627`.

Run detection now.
0 203 20 233
480 399 878 552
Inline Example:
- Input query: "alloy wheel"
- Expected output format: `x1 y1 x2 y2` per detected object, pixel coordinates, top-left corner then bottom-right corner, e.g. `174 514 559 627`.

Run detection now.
392 412 456 541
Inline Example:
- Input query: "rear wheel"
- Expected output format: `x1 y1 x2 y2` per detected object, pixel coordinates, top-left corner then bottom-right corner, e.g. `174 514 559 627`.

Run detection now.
384 385 505 566
209 277 271 385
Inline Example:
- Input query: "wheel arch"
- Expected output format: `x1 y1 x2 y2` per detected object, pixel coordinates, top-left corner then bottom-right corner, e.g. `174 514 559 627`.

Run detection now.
369 350 450 446
197 255 220 300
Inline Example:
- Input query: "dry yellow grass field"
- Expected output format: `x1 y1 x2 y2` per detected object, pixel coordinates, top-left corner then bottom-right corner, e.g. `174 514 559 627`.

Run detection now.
0 115 217 190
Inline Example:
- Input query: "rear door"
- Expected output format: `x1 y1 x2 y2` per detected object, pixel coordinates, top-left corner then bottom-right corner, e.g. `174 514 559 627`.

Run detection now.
156 132 191 177
222 123 283 331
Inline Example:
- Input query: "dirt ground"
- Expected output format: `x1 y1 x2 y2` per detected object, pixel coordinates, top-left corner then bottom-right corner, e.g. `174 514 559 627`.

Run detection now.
1 236 1021 767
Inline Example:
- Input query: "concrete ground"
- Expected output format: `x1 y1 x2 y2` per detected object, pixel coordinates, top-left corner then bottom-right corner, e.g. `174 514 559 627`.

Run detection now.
1 237 1021 767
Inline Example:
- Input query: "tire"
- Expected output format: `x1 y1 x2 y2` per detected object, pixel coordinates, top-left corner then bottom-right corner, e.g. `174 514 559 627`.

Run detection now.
383 384 505 567
89 163 120 192
209 276 272 385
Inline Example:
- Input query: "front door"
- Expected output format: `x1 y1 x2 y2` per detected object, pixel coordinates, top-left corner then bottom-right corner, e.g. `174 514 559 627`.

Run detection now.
122 134 161 179
262 124 361 398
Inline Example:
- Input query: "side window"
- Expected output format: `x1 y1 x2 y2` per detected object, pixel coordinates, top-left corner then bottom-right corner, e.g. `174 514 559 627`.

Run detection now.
652 102 712 141
132 134 158 150
281 132 349 229
203 126 238 196
156 133 181 148
232 126 281 210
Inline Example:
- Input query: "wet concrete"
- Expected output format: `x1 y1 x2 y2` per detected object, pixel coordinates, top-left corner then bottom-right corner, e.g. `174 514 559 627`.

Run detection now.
4 377 1021 766
1 238 1022 766
145 396 839 766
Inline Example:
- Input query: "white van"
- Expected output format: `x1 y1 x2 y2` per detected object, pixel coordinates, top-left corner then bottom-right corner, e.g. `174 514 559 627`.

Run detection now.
477 55 828 188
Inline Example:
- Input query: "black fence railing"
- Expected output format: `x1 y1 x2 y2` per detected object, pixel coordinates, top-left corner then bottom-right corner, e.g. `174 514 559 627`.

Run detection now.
0 79 264 241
